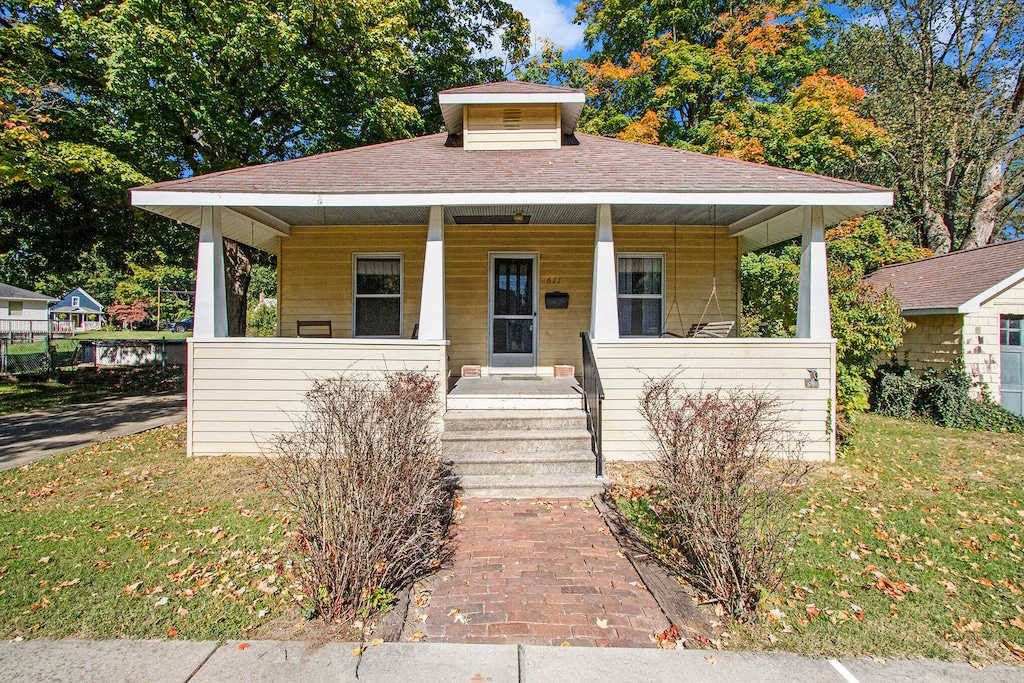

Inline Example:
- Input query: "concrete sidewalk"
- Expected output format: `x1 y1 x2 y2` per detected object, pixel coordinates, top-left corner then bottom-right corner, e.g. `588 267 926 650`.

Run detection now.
1 639 1021 683
0 392 186 471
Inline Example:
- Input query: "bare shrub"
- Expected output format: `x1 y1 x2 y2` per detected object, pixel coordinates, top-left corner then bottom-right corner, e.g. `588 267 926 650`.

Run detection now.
262 371 454 620
639 377 812 617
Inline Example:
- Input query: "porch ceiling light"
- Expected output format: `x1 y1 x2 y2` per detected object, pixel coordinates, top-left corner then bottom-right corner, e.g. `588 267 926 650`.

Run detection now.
452 214 531 225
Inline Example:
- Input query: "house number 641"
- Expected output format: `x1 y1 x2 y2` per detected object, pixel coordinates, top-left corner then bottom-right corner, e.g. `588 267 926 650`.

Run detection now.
546 277 561 284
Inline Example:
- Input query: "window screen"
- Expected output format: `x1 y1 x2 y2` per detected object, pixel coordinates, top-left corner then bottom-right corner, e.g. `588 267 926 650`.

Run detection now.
354 256 402 337
617 255 664 337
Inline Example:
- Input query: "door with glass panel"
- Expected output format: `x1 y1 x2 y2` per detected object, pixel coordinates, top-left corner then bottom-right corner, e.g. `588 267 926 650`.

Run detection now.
1001 316 1023 416
489 255 538 373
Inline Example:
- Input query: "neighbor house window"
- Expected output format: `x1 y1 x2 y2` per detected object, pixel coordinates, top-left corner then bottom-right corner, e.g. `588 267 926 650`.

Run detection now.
1002 316 1023 347
617 254 664 337
71 296 80 307
354 255 402 337
8 301 23 317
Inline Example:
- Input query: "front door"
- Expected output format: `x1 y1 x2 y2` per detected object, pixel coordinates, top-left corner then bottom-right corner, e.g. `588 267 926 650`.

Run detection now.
489 255 538 374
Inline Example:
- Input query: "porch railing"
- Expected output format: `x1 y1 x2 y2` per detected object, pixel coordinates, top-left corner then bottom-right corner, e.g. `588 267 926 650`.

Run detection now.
580 331 605 478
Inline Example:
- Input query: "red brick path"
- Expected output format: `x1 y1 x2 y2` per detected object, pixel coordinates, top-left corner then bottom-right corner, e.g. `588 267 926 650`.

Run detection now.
410 498 670 647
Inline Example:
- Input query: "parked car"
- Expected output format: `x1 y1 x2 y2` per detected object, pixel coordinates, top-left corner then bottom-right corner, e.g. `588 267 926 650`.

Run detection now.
166 317 194 333
132 318 157 331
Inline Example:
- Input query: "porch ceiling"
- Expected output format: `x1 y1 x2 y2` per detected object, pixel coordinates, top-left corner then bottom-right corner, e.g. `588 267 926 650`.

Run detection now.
137 201 879 254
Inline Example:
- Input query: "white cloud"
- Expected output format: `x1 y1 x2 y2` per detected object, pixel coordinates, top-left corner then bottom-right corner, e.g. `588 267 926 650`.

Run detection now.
506 0 585 52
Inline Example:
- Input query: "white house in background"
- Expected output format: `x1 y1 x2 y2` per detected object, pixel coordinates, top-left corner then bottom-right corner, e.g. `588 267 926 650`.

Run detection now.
49 287 105 333
0 283 54 339
130 81 892 496
864 239 1024 416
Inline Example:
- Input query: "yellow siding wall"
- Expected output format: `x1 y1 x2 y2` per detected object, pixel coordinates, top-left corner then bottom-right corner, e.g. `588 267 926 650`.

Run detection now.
277 223 740 375
896 314 962 369
614 225 740 336
593 339 836 461
964 279 1024 400
444 223 592 374
187 339 447 455
278 225 426 339
464 104 560 151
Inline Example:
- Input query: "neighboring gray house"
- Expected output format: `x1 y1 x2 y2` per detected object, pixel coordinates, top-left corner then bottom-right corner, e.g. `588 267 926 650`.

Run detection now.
0 283 54 338
49 287 105 333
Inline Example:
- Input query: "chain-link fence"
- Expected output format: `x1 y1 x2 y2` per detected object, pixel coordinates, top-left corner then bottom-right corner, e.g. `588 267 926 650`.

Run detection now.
0 337 83 375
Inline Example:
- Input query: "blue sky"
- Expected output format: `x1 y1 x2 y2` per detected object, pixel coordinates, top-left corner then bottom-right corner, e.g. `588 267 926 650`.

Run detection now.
506 0 589 59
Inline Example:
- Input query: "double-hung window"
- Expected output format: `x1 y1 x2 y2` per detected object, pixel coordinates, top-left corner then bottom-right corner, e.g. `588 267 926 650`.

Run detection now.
617 254 664 337
354 254 402 337
1002 316 1023 347
71 296 80 308
8 301 23 317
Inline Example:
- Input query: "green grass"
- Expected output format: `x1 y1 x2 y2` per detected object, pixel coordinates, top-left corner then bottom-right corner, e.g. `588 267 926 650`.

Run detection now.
0 425 297 640
618 414 1024 665
75 331 191 340
0 383 112 415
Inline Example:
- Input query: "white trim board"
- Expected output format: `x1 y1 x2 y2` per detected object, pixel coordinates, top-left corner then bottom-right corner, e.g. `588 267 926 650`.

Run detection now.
438 92 585 105
132 190 893 209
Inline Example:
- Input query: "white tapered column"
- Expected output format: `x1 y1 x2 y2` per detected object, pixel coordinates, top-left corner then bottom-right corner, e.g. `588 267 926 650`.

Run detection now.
193 206 228 338
796 206 831 339
417 206 445 340
590 204 620 341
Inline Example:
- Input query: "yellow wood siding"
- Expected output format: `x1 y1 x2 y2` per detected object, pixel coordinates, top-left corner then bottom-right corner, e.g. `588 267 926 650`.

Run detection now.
278 225 426 339
614 225 740 336
593 339 836 461
444 223 592 374
896 314 963 370
187 339 447 455
964 279 1024 400
463 104 560 151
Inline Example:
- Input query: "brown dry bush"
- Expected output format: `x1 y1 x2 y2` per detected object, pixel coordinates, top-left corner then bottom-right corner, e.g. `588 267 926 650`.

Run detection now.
262 371 454 620
639 377 812 617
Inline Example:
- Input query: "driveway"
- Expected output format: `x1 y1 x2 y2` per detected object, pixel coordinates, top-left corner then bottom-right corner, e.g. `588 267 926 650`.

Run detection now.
0 392 186 470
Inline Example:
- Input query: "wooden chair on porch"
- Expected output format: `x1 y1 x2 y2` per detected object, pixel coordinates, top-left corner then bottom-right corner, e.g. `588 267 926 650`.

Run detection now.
296 320 332 338
687 320 735 338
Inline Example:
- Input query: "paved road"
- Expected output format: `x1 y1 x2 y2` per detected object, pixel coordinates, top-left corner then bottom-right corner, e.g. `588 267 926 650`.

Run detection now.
0 392 186 470
0 639 1021 683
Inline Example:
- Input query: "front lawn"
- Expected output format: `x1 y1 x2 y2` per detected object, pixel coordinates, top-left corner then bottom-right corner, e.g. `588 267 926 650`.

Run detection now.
76 331 191 340
618 413 1024 665
0 425 299 640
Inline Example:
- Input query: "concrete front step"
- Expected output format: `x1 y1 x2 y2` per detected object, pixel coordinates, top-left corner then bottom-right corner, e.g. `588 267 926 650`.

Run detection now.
446 394 582 410
457 473 608 499
443 409 587 432
446 451 595 476
442 428 592 456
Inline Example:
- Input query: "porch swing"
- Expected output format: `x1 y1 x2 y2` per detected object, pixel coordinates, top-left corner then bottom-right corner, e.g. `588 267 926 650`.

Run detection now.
661 209 735 339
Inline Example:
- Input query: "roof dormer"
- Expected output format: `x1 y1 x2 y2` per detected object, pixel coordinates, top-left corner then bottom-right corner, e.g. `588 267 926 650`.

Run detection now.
438 82 586 151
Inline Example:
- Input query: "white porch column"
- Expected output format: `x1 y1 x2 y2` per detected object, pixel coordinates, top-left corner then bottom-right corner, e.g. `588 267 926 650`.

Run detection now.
590 204 620 341
193 206 228 338
417 206 445 340
796 206 831 339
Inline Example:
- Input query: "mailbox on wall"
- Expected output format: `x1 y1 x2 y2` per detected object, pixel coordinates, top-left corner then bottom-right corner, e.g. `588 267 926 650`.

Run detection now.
545 292 569 309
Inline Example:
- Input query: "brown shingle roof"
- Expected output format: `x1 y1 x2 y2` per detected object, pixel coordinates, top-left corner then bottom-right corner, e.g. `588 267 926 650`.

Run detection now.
863 239 1024 312
439 81 584 96
135 133 887 196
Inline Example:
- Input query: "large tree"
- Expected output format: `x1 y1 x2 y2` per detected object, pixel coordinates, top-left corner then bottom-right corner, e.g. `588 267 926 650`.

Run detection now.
832 0 1024 251
1 0 529 329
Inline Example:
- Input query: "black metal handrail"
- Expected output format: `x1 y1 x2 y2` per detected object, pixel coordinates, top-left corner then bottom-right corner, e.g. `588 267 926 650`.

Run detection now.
580 331 605 477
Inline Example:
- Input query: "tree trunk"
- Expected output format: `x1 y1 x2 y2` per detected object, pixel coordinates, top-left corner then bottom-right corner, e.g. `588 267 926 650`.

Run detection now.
924 205 951 254
962 158 1004 250
223 239 252 337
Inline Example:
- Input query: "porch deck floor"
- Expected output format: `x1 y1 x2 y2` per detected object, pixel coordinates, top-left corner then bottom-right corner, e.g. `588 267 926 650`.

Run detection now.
447 376 582 399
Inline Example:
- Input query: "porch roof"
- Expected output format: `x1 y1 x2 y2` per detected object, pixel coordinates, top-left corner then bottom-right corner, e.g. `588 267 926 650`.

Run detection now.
131 132 892 254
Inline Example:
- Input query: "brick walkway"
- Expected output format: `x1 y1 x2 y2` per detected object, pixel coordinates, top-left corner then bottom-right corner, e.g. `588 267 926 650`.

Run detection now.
408 498 670 647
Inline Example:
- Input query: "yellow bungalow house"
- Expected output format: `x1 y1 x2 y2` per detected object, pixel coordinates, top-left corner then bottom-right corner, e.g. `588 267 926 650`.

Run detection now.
130 81 892 496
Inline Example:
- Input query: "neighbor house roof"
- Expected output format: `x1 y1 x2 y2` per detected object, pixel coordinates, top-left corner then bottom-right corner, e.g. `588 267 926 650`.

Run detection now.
134 132 887 197
863 239 1024 315
49 287 104 314
0 283 54 302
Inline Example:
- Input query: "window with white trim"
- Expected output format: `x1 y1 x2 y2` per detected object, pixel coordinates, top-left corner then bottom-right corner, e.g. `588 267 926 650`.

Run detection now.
617 254 664 337
71 296 80 308
354 255 403 337
1002 316 1023 346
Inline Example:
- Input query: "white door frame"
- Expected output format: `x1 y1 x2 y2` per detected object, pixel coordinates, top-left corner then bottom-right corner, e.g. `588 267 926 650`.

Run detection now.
488 252 539 375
